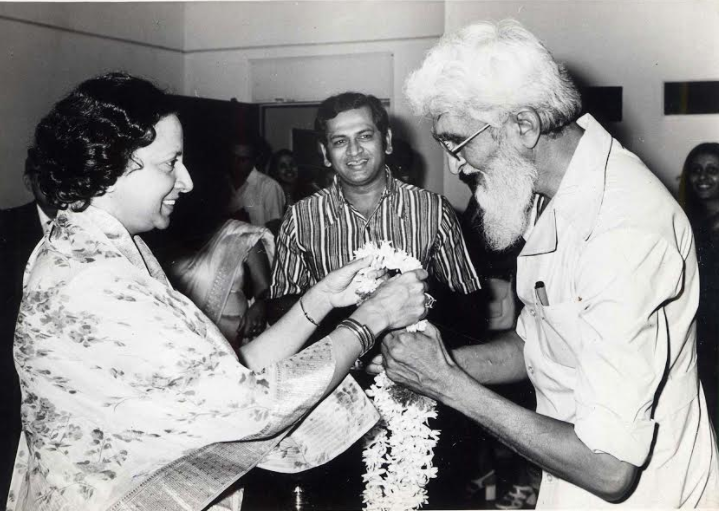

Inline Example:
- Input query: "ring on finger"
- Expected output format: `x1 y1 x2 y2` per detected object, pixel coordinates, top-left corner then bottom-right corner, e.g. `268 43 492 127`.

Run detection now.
424 293 436 309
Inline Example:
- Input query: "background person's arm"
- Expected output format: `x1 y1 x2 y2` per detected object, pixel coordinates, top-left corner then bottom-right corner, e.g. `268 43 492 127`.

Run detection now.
237 240 271 338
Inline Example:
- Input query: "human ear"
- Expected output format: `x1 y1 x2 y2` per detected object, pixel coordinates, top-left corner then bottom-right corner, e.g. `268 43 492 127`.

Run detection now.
385 128 393 155
319 143 332 167
513 109 541 149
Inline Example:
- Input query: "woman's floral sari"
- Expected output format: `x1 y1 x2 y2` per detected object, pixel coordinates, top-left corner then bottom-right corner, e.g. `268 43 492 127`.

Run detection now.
8 207 377 511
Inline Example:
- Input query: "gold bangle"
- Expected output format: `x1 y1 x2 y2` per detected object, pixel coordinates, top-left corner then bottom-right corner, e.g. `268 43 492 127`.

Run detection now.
299 296 319 327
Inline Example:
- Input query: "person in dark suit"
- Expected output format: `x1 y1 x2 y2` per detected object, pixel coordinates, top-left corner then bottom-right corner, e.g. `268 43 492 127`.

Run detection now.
0 166 56 505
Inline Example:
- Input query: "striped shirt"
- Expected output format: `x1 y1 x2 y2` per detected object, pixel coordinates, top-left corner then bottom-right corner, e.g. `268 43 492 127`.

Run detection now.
269 171 480 298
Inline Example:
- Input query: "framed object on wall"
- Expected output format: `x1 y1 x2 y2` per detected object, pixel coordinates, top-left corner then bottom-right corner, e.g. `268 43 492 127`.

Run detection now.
665 81 719 115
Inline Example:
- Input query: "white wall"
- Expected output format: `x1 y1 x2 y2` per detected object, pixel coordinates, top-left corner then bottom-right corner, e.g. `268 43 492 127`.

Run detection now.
2 1 717 210
442 0 719 210
183 1 444 50
182 1 446 195
0 3 185 208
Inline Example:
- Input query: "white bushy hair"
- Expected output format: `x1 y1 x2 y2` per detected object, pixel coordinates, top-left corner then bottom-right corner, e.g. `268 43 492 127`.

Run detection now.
405 19 581 133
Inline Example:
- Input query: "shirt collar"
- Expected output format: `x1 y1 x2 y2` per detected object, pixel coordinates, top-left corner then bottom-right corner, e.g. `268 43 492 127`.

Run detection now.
521 195 557 256
246 167 259 183
326 166 403 221
521 114 611 256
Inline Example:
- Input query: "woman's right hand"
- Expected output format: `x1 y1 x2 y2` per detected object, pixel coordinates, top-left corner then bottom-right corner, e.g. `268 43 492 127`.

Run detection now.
351 269 428 335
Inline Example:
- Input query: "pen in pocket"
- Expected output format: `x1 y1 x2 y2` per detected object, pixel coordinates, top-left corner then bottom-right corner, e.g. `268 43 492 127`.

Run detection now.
535 281 549 306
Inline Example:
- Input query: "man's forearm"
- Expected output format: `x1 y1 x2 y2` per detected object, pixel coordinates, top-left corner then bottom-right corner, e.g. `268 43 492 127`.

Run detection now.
381 325 637 502
439 369 637 502
452 329 528 385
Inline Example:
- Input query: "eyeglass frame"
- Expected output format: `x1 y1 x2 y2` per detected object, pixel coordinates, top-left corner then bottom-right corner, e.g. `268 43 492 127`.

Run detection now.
437 122 492 161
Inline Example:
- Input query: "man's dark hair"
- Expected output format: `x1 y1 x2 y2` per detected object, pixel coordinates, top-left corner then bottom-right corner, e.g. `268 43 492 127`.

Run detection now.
314 92 389 147
26 72 175 211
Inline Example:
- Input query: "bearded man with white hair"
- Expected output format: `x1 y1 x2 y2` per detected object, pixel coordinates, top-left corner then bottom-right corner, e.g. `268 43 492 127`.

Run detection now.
374 19 719 508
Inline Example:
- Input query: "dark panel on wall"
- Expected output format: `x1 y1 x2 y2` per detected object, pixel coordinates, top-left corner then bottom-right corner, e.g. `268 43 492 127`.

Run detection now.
665 81 719 115
580 86 623 123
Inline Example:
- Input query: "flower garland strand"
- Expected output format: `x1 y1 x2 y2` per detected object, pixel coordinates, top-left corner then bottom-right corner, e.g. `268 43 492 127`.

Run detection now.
353 241 440 511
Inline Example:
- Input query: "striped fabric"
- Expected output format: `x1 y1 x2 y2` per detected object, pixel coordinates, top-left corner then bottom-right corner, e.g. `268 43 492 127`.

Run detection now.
269 171 480 298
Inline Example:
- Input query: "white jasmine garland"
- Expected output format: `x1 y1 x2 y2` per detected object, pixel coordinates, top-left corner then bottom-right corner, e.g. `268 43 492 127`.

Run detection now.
353 241 440 511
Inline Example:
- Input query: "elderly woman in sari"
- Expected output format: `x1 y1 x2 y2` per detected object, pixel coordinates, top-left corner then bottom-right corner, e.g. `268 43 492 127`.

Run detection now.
8 73 428 511
170 219 275 347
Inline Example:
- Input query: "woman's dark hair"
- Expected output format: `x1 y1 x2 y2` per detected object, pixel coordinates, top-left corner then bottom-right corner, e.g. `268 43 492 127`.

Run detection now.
267 149 295 179
682 142 719 223
684 143 719 177
26 72 176 210
314 92 389 148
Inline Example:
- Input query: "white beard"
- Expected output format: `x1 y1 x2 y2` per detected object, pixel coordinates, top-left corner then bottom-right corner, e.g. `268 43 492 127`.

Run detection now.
470 140 538 251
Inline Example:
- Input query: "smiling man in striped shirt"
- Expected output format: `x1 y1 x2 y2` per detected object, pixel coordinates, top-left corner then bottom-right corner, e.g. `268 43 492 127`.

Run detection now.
267 92 480 329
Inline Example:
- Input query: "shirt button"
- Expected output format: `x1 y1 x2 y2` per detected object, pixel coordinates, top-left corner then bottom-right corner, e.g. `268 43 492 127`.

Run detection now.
527 365 534 374
529 309 536 317
546 474 553 482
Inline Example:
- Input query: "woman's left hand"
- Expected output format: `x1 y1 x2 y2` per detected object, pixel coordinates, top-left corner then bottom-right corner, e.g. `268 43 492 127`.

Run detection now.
318 257 386 309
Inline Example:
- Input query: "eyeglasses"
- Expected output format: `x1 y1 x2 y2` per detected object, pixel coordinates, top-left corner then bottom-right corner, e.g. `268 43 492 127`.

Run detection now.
438 123 492 161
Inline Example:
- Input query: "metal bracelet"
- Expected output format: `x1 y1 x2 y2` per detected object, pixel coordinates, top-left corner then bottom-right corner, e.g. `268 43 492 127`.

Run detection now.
299 297 319 327
338 318 375 356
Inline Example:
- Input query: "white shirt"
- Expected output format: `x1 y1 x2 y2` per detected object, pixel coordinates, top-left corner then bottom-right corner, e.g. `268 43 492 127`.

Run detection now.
226 168 285 227
516 114 719 508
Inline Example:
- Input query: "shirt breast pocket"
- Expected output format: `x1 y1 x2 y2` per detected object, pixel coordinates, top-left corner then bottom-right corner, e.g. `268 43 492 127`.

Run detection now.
537 301 582 368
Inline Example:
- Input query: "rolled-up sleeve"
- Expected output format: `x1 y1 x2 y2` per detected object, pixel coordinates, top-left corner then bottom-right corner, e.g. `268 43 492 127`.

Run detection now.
572 229 685 466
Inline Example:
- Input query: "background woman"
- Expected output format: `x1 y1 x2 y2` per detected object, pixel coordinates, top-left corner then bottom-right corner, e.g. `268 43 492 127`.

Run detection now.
8 73 427 511
682 142 719 429
267 149 300 208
